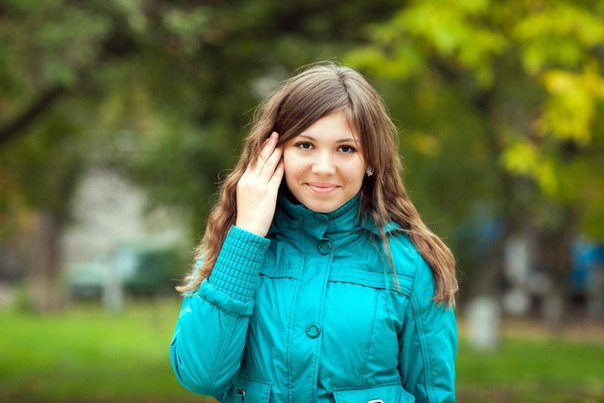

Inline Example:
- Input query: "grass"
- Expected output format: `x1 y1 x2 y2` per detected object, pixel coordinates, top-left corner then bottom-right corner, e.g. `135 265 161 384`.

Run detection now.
0 299 208 403
457 339 604 402
0 299 602 402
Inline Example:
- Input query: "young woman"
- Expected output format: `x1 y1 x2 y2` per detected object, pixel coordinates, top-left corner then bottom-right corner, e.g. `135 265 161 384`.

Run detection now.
170 63 458 402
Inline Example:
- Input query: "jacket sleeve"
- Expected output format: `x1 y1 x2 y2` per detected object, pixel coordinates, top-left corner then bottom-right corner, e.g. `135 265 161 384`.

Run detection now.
398 253 457 402
169 226 270 399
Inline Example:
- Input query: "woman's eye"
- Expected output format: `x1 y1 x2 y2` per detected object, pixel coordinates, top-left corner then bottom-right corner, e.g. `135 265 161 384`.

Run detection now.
295 142 313 150
339 145 357 153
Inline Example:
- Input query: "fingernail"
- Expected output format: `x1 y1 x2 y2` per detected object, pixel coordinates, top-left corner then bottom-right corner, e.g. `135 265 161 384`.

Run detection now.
271 131 278 139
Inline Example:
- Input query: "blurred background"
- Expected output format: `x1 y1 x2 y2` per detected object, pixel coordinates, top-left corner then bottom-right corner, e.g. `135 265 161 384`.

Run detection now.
1 0 603 402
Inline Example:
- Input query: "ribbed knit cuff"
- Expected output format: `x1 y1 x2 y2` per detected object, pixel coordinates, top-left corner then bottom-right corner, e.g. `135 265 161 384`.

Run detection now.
206 226 270 303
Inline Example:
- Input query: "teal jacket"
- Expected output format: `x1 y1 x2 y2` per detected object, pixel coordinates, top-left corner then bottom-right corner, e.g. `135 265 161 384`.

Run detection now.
170 194 457 402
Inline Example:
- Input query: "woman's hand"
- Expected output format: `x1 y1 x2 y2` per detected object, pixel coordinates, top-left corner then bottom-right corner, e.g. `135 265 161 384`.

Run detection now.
236 132 284 237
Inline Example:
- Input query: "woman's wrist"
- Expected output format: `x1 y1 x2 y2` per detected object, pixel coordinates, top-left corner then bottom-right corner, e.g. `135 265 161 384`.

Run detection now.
234 219 269 238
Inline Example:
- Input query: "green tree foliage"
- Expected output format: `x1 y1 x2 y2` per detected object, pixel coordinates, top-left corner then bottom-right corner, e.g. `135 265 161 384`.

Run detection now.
348 0 604 234
346 0 604 303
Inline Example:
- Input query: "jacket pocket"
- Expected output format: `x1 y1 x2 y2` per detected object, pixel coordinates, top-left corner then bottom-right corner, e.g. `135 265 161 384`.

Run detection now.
226 373 272 403
333 383 415 403
328 265 412 295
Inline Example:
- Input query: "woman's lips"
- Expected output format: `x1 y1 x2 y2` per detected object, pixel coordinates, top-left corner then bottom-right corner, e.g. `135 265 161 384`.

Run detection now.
305 182 339 194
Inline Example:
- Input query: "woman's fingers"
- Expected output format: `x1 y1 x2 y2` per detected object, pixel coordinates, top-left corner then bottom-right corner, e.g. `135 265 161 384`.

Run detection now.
259 144 283 178
249 132 282 180
256 132 278 166
269 160 285 185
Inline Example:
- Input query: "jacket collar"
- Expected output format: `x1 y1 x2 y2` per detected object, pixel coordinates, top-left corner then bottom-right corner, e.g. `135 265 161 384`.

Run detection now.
270 191 363 241
269 189 402 240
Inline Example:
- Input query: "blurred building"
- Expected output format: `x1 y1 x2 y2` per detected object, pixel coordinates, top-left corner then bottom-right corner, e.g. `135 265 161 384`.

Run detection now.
61 168 189 301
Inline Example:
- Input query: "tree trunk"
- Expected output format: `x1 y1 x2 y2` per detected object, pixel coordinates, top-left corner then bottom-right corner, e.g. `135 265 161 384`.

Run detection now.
26 208 66 313
537 206 576 327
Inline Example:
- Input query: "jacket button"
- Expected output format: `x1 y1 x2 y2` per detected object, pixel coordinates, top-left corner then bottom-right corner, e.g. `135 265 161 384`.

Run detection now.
318 240 332 255
306 324 321 338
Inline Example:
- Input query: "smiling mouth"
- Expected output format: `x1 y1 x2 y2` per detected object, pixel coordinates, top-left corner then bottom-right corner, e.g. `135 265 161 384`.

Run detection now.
305 182 339 194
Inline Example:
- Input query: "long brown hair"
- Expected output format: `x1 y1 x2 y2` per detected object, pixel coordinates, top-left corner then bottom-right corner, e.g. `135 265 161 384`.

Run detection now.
177 62 458 307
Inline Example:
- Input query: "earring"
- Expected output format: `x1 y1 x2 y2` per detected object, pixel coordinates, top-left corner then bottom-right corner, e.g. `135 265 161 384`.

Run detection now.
366 167 374 177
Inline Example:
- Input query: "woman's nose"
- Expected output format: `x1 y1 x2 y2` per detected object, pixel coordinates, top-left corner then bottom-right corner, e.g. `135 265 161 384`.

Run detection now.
311 153 336 175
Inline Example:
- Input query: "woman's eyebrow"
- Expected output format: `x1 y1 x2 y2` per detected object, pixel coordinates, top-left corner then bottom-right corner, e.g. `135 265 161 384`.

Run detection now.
296 134 358 143
336 137 357 143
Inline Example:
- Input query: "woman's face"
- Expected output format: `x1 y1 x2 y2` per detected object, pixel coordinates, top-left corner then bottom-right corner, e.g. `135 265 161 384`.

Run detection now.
282 110 366 213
